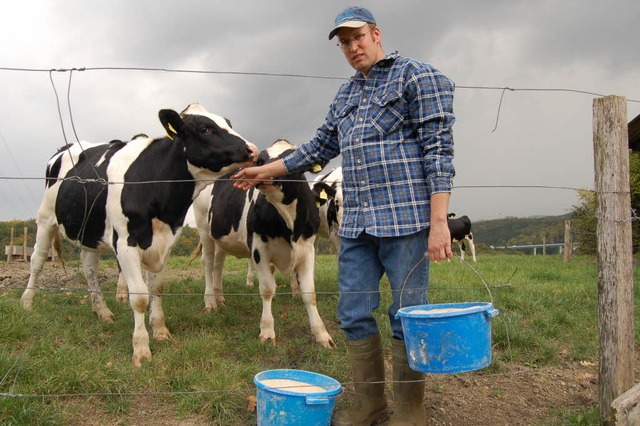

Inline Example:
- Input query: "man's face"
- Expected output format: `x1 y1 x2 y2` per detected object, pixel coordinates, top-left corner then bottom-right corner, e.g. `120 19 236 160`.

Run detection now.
336 25 382 76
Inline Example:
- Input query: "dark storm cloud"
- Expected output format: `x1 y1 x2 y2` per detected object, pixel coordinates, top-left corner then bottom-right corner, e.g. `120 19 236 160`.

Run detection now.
0 0 639 222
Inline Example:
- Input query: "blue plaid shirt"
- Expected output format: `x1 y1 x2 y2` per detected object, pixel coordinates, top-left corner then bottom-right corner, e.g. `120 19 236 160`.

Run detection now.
283 51 455 238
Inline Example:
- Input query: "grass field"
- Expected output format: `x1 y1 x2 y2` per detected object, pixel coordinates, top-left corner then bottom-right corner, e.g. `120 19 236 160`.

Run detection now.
0 253 637 425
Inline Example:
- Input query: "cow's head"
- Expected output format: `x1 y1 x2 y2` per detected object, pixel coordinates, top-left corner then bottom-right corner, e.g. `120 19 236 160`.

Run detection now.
312 182 337 208
253 139 324 204
312 169 343 228
158 103 257 177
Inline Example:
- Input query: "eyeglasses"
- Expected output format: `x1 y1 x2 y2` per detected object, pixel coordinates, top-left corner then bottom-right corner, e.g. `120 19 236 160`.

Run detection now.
336 30 372 49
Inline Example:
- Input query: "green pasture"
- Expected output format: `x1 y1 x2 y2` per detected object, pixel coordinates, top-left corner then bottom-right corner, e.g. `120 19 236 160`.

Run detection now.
0 253 636 425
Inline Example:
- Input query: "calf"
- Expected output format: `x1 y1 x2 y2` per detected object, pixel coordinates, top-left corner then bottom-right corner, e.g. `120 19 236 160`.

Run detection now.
21 103 257 366
193 139 335 348
447 213 477 262
243 166 343 288
311 167 343 253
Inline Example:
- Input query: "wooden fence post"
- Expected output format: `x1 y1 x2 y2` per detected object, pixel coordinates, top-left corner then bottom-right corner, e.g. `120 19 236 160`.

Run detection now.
563 220 572 263
593 95 634 424
23 226 28 261
7 226 14 262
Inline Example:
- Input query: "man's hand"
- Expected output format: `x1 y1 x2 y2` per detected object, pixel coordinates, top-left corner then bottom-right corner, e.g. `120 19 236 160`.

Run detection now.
426 192 452 262
232 159 287 191
426 221 452 262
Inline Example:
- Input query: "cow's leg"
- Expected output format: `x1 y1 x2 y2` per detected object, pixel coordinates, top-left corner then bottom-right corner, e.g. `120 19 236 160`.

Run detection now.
21 223 56 309
458 241 465 261
115 272 128 302
467 233 477 262
204 240 226 312
254 261 277 344
295 254 336 348
115 257 127 302
146 268 171 340
246 259 255 288
80 250 115 322
117 247 151 367
290 273 300 298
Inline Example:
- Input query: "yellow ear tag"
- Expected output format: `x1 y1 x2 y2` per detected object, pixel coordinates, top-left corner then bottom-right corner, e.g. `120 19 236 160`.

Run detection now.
316 201 321 208
312 164 322 173
166 123 177 140
320 189 328 200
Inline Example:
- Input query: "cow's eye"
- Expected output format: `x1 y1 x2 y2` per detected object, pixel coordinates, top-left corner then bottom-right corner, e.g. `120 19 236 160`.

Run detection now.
199 127 211 135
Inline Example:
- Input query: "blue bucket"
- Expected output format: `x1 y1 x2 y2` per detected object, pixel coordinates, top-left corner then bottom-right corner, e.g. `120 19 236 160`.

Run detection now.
254 369 342 426
395 302 499 374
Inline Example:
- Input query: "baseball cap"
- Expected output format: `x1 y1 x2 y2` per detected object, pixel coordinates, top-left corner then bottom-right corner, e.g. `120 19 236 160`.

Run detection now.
328 6 376 40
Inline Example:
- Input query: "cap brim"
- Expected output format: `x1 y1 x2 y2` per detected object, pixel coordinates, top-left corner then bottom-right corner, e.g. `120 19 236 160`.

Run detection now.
328 21 368 40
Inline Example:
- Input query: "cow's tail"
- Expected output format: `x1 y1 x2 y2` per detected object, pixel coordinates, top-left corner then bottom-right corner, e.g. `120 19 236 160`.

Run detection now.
52 229 66 273
185 241 203 269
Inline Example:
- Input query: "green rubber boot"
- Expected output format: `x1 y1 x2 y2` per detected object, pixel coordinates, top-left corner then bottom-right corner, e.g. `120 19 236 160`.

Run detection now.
389 338 426 425
331 334 389 426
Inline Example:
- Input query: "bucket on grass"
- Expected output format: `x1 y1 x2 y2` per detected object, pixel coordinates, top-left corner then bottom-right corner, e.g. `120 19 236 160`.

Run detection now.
395 302 499 374
254 369 342 426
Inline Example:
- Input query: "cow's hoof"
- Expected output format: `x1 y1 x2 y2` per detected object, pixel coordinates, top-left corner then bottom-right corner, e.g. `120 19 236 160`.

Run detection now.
153 328 172 341
132 348 152 367
317 337 337 349
97 311 115 323
259 336 277 346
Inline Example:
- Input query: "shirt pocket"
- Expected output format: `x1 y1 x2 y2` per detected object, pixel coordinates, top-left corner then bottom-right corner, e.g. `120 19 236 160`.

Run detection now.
333 102 358 140
371 90 406 134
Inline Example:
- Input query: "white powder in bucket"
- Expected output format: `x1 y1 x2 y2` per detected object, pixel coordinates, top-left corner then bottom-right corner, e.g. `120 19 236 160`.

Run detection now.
261 378 327 394
412 307 472 315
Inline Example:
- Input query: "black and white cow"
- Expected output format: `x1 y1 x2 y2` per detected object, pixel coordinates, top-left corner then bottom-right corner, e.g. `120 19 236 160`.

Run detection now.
21 103 257 366
447 213 477 262
311 167 343 254
193 139 336 348
242 166 343 288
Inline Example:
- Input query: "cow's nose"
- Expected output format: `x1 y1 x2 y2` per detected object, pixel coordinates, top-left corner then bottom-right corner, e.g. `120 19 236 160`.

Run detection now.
247 143 259 161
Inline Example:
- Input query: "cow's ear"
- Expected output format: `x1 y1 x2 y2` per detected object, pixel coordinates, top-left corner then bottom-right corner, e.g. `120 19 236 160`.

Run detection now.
158 109 184 141
307 159 330 174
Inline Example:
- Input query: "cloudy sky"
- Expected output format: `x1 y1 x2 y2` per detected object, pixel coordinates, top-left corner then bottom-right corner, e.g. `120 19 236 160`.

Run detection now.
0 0 638 225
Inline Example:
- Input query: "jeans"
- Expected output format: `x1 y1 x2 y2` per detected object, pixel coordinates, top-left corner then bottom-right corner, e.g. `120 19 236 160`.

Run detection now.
337 229 430 341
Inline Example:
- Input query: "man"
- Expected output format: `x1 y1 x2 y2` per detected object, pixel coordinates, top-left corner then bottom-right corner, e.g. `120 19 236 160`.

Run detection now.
234 6 455 425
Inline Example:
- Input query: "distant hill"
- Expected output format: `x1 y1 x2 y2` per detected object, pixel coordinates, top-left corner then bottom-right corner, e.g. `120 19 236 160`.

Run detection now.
470 214 572 248
0 214 573 258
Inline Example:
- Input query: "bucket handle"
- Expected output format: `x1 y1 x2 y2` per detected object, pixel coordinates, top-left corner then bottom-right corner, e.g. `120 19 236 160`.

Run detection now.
305 396 330 405
485 307 499 318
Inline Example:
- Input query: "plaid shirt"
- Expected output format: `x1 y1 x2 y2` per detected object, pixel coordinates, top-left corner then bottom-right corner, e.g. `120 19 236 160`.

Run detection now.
283 51 455 238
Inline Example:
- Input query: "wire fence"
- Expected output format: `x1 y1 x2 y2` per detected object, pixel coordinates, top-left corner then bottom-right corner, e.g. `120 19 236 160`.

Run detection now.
0 65 635 421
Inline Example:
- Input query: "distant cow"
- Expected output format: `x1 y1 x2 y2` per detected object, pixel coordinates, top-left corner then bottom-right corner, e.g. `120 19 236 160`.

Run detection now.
21 103 257 366
193 139 336 348
311 167 343 253
447 213 477 262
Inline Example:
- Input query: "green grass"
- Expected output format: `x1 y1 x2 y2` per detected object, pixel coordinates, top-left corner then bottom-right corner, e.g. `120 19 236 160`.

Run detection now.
0 253 635 424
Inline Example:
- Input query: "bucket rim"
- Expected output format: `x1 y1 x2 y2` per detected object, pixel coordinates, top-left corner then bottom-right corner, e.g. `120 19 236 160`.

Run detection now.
396 302 494 319
254 369 342 397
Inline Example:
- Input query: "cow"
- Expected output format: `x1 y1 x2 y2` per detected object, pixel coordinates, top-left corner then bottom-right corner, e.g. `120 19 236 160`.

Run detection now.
447 213 477 262
311 167 343 254
193 139 336 348
20 103 257 366
242 166 343 288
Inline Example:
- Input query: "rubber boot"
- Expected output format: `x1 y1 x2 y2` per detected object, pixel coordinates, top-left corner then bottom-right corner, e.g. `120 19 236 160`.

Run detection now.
332 333 389 426
389 338 426 425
